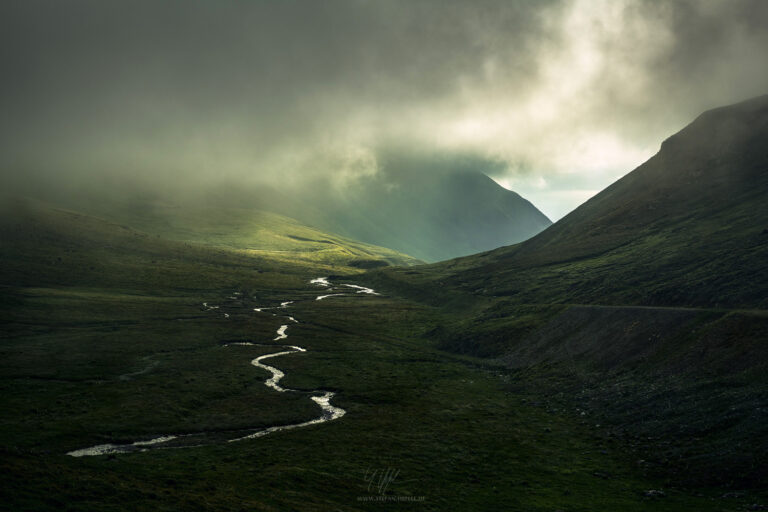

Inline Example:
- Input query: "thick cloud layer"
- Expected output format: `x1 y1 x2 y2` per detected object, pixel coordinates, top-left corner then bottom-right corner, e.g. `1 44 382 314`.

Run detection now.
2 0 767 219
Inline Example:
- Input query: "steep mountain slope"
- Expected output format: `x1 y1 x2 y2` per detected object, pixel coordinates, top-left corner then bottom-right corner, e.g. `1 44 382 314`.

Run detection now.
300 168 553 262
367 95 768 487
376 94 768 309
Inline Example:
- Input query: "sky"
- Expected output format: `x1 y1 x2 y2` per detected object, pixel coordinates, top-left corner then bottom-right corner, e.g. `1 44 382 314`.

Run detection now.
2 0 768 220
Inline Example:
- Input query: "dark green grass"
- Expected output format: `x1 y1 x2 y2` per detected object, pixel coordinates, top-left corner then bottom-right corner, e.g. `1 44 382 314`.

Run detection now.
1 290 752 511
357 101 768 495
0 288 324 453
1 197 765 510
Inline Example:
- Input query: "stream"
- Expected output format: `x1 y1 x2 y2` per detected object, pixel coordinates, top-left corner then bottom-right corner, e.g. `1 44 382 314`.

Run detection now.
66 277 375 457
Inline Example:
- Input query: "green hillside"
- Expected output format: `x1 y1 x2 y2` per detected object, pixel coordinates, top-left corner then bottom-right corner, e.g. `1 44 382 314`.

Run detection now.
114 203 423 268
373 94 768 309
2 198 739 510
3 97 767 507
367 95 768 488
0 198 420 289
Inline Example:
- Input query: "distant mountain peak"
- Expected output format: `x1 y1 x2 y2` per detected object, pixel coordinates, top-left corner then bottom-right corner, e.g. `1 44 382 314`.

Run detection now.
315 168 552 262
411 94 768 309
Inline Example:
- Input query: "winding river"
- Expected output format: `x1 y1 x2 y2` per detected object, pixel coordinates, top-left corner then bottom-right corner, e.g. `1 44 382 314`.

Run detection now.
66 277 376 457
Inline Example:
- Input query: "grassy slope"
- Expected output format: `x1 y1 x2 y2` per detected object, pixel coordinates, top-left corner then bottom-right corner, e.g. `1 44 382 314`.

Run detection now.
373 95 768 309
365 95 768 489
0 199 753 510
64 197 423 269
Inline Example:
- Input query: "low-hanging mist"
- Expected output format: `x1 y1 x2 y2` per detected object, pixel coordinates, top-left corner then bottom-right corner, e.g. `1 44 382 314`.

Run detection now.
2 0 768 220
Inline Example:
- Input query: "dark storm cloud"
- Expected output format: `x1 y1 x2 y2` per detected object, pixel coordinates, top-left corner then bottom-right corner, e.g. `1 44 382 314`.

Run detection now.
1 0 767 218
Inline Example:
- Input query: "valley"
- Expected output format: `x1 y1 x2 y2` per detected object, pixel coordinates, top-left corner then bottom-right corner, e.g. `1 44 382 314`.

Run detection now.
4 2 768 510
66 277 358 457
1 97 767 511
1 168 766 510
2 274 750 511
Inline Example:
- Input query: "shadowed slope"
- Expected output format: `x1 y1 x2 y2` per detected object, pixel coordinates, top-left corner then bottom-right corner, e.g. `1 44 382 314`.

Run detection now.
375 95 768 309
310 169 552 262
366 95 768 489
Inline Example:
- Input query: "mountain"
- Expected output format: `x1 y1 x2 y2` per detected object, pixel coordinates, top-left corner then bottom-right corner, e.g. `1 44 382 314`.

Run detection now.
305 168 552 263
29 168 551 265
376 94 768 309
220 158 552 263
368 95 768 487
3 98 767 507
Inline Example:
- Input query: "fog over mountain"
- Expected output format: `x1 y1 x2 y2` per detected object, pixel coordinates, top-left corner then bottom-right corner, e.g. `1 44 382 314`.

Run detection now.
2 0 768 220
4 3 768 507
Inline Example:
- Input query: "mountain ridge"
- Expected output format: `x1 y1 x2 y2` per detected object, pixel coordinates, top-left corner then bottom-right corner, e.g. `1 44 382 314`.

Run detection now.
373 94 768 310
286 167 553 262
364 94 768 488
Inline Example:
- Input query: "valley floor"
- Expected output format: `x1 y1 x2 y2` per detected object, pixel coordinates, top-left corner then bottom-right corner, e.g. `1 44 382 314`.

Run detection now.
2 277 765 511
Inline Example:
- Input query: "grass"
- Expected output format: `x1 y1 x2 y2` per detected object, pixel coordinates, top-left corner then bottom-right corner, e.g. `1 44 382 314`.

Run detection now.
359 96 768 492
2 290 754 511
55 196 423 268
1 199 761 510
